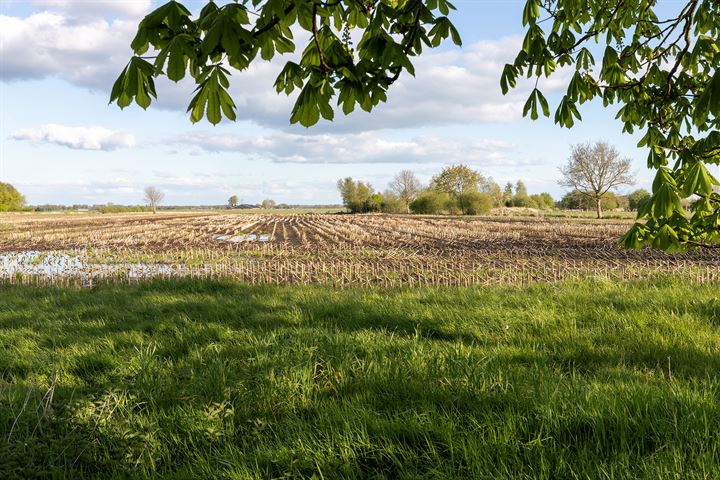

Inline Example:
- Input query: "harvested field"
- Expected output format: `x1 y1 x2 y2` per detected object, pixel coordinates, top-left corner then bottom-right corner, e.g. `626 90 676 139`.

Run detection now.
1 212 718 286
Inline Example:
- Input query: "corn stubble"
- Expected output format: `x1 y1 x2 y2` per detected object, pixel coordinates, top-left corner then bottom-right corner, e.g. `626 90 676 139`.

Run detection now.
1 212 719 286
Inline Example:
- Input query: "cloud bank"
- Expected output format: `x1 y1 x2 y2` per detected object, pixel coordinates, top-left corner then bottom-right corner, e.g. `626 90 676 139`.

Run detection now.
1 3 567 131
168 130 525 166
11 124 136 150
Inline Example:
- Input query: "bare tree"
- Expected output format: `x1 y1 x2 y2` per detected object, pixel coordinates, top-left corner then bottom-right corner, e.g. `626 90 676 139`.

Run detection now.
559 142 634 219
389 170 422 213
144 186 164 214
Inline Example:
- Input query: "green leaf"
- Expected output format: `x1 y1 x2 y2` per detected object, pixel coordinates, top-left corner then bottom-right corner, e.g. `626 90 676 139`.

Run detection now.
291 83 321 127
619 223 646 249
522 0 541 26
186 66 236 125
682 161 719 197
535 89 549 117
649 184 683 219
651 224 682 252
500 64 517 95
109 57 157 110
695 69 720 125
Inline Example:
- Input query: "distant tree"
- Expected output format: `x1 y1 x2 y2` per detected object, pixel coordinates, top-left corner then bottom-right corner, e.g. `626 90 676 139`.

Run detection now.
530 192 555 210
381 191 406 214
503 182 514 207
228 195 239 208
457 191 493 215
366 193 384 213
602 192 620 211
559 190 621 211
559 142 635 219
337 177 358 213
337 177 375 213
388 170 422 213
628 189 652 211
261 199 276 209
410 191 451 215
615 194 630 211
0 182 26 212
512 180 532 207
430 165 483 197
143 186 164 214
558 190 588 210
480 178 503 207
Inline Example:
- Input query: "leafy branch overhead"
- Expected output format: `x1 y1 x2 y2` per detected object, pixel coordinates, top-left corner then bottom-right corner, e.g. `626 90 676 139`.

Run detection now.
503 0 720 251
111 0 462 128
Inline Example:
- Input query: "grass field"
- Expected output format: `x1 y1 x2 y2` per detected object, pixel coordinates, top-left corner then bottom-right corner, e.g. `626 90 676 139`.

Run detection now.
2 278 720 479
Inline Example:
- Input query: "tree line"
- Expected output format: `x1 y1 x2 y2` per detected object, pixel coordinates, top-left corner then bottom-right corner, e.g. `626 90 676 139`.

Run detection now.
337 165 556 215
337 142 650 218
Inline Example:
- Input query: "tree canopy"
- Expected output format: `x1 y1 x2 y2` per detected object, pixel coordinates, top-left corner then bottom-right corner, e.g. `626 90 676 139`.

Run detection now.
559 142 635 218
115 0 720 251
0 183 26 212
504 0 720 250
111 0 461 127
144 186 165 214
430 164 483 197
337 177 377 213
388 170 422 212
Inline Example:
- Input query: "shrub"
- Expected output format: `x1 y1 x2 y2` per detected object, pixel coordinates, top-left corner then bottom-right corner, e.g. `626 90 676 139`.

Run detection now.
530 193 555 210
410 191 450 214
457 191 493 215
628 189 651 211
559 190 620 211
381 192 406 213
97 205 150 214
365 193 384 213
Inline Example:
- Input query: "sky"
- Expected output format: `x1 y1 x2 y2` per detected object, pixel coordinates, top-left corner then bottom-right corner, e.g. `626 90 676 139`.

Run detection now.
0 0 656 206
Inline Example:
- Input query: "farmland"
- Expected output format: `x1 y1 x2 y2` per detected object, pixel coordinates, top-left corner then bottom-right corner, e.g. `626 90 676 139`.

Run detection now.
1 211 719 286
3 212 720 478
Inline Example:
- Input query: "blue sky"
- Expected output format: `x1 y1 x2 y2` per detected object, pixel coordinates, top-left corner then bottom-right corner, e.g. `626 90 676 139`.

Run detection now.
0 0 653 206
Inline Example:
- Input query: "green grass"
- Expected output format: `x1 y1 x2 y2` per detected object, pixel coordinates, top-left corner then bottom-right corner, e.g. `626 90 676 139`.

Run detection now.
1 279 719 479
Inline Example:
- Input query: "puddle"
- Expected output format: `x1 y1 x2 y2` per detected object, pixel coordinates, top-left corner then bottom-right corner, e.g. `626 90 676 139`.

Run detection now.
214 234 270 243
0 251 84 276
0 251 186 280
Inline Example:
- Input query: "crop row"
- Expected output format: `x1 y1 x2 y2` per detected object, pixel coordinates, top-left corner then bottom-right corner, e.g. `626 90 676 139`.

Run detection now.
1 213 719 286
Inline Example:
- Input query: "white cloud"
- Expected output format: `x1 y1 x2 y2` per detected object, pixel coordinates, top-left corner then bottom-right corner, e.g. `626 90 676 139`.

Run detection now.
167 130 527 166
0 12 137 88
10 124 136 150
31 0 152 18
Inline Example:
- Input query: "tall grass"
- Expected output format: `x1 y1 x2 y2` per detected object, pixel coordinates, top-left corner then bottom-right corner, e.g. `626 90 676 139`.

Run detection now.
1 278 719 478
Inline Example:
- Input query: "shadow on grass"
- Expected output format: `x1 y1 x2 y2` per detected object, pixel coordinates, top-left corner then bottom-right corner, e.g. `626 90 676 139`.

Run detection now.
1 278 720 479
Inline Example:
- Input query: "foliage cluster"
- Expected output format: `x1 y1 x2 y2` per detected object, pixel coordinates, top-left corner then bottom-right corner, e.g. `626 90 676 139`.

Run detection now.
111 0 461 127
0 183 26 212
505 0 720 249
